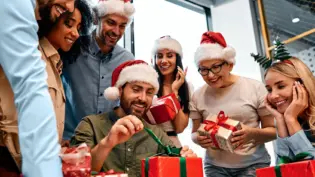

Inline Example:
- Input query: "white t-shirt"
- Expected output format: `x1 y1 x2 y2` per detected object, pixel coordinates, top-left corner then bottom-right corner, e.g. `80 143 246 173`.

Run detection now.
190 76 271 168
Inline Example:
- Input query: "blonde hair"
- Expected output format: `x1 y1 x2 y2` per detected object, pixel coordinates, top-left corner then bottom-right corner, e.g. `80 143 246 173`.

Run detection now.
265 57 315 130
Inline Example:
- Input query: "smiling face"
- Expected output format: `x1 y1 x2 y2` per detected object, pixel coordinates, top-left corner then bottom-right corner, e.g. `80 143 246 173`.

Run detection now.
198 59 233 88
46 8 81 51
119 81 155 118
50 0 75 22
155 49 177 76
265 70 296 114
96 14 128 49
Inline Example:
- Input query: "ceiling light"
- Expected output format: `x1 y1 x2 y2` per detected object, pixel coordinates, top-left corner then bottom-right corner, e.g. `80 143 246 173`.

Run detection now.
292 17 300 23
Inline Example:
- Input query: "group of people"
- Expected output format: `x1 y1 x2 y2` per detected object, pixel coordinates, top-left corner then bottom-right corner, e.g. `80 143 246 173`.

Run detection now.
1 0 315 177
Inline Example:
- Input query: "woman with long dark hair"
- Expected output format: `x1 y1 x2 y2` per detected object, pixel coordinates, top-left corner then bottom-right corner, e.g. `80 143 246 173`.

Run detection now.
151 35 191 147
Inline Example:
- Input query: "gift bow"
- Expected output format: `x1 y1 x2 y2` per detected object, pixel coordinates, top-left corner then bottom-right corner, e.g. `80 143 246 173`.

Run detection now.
203 111 237 148
60 143 90 165
274 152 314 177
144 128 186 177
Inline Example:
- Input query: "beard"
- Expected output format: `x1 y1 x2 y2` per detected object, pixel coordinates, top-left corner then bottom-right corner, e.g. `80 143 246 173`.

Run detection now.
120 92 149 118
38 0 54 21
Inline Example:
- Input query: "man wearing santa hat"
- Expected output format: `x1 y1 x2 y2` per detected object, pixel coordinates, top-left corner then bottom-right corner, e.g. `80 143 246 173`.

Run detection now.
62 0 136 144
190 31 276 177
71 60 196 177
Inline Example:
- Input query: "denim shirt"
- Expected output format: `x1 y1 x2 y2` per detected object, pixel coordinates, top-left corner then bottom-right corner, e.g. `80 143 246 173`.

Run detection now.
62 35 134 140
275 120 315 163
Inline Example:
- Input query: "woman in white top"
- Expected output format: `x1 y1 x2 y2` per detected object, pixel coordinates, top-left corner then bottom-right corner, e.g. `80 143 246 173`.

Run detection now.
190 31 276 177
151 35 191 147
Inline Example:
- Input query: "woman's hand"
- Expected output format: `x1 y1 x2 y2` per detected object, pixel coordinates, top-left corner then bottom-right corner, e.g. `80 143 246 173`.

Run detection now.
231 124 256 148
172 67 186 95
284 81 308 122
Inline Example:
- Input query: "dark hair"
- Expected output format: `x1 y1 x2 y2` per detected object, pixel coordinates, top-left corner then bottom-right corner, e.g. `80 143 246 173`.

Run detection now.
60 0 93 65
37 0 93 64
153 54 190 114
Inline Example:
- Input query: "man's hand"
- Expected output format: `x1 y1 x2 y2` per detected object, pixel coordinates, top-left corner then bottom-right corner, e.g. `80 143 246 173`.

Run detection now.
180 145 197 157
101 115 144 149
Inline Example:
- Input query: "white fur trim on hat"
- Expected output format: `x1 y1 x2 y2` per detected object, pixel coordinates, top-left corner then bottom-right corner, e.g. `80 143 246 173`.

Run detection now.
194 43 236 65
151 37 183 59
104 63 159 100
104 87 120 100
96 0 135 24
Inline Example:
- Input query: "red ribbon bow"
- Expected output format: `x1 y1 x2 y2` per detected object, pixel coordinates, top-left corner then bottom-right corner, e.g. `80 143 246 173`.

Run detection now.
203 111 237 148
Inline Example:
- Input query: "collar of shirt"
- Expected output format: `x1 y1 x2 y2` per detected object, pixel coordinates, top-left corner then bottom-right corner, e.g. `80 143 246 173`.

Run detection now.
39 37 63 74
90 32 114 62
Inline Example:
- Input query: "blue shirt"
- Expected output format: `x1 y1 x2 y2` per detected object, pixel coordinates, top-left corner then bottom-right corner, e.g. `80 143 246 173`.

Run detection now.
275 124 315 163
62 34 134 140
0 1 62 176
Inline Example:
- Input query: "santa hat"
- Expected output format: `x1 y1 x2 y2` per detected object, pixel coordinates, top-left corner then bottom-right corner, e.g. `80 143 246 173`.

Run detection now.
151 35 183 59
95 0 135 23
104 60 159 100
194 31 236 65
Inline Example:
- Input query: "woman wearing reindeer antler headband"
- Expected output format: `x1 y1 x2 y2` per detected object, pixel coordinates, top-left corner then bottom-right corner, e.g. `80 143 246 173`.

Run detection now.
255 40 315 162
191 31 276 177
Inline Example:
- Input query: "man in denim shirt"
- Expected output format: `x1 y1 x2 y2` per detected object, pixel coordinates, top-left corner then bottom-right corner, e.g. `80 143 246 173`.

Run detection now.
62 0 135 143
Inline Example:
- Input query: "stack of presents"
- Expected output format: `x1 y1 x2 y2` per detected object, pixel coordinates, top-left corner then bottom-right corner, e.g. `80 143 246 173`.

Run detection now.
58 93 315 177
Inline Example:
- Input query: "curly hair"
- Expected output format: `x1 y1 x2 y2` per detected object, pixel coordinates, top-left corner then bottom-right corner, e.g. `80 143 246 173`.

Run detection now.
37 0 94 64
59 0 94 65
265 57 315 131
153 54 190 114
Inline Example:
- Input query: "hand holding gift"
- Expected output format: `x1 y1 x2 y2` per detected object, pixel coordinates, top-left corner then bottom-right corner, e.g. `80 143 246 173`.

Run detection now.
197 111 242 153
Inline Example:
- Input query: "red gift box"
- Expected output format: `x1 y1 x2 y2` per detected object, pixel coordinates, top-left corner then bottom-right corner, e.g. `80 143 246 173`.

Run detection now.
256 160 315 177
61 143 91 177
91 170 128 177
146 93 181 124
141 156 203 177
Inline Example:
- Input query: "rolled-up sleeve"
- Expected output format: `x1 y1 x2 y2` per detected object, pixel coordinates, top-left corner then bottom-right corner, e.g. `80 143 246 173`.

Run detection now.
189 91 202 120
286 130 315 156
0 0 62 177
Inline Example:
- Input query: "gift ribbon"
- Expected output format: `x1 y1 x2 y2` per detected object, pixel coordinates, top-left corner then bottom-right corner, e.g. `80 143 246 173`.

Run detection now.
144 128 186 177
274 152 314 177
203 111 237 148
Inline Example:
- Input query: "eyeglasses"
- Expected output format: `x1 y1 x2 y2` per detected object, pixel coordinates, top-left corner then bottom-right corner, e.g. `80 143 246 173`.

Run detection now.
198 61 227 76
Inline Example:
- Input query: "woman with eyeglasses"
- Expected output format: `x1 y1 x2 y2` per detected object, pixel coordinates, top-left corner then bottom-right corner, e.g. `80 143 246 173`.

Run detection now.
151 36 192 147
190 31 276 177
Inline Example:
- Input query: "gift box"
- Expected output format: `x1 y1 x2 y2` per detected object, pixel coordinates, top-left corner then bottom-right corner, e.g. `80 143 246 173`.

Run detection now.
145 93 181 124
197 111 241 153
61 143 91 177
141 156 203 177
91 170 128 177
257 160 315 177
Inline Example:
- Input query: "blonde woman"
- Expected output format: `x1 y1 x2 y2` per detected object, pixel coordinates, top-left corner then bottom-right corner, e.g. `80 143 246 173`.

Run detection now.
264 57 315 161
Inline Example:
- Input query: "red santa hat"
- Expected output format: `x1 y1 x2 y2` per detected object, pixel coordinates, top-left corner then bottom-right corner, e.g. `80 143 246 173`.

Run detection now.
151 35 183 59
104 60 159 100
95 0 135 23
194 31 236 65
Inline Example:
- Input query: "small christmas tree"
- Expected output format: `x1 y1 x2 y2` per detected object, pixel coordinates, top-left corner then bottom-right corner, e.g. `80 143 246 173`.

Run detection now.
250 53 272 69
251 38 291 69
273 40 291 61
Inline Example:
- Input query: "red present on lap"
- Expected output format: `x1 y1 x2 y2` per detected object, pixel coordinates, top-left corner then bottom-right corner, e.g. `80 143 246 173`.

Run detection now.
145 93 181 124
256 153 315 177
61 143 91 177
141 156 203 177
